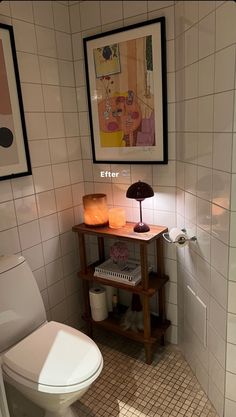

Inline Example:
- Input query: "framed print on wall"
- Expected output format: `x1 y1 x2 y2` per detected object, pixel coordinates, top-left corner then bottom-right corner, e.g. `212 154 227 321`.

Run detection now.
83 17 168 164
0 23 31 181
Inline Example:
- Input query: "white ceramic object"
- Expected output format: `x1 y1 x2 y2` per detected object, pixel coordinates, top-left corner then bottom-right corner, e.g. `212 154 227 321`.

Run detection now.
0 255 103 417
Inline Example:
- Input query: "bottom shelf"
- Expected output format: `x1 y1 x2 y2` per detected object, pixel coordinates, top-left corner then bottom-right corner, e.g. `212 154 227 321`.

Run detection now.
83 312 171 345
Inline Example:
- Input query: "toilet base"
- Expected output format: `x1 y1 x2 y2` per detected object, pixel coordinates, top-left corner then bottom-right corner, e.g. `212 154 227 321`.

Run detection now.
45 406 78 417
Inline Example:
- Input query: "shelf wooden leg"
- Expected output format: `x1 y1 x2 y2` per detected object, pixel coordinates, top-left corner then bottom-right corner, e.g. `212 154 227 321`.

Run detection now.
156 236 164 278
77 232 93 338
142 293 152 364
97 236 105 262
160 334 165 346
82 280 92 335
144 343 152 365
87 321 93 338
158 286 166 322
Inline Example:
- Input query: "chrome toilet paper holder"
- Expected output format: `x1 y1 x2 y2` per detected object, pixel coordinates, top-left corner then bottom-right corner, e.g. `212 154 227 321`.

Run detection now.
162 228 197 244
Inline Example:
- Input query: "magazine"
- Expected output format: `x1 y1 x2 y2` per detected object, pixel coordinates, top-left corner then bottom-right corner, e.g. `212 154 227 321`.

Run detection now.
94 258 152 286
94 271 142 286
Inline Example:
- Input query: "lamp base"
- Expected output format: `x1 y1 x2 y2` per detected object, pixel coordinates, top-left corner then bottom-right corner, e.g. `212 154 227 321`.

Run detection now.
133 222 150 233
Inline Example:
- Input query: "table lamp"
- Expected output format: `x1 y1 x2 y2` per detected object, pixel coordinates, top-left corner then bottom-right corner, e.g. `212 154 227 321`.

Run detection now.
126 180 154 233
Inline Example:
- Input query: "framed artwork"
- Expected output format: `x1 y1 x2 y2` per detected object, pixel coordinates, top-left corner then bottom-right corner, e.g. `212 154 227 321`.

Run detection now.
0 23 31 181
83 17 168 164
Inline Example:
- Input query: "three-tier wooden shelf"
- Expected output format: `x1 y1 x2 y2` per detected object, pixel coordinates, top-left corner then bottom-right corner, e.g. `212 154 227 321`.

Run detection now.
72 222 171 364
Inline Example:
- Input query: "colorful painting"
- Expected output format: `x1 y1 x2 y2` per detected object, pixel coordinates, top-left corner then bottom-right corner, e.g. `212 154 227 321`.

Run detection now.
96 36 154 149
84 18 168 163
0 23 31 180
0 38 17 166
93 43 121 77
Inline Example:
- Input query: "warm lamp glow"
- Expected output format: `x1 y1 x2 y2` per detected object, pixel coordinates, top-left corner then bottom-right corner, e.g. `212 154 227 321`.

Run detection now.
109 208 126 229
83 194 109 227
212 198 229 212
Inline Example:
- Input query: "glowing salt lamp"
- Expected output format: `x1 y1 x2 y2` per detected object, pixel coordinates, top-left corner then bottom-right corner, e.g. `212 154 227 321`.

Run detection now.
108 208 126 229
83 194 109 227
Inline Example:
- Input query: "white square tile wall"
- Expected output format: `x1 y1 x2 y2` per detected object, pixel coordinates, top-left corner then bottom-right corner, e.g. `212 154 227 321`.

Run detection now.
175 1 236 416
0 0 83 329
1 1 235 414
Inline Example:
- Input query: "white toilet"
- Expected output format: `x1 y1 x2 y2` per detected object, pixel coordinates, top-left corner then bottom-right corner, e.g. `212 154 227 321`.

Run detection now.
0 255 103 417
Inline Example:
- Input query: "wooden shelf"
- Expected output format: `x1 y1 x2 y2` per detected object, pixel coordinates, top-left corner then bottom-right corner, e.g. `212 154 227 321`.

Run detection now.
72 221 170 364
78 264 169 296
72 222 168 243
83 314 171 345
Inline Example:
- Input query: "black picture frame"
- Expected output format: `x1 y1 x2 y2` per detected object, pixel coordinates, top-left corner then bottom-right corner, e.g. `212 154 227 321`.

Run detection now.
0 23 31 181
83 17 168 164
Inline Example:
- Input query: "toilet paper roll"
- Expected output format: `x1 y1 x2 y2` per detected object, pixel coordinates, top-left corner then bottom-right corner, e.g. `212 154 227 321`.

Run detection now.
169 227 188 247
102 285 118 312
90 307 108 322
89 287 108 321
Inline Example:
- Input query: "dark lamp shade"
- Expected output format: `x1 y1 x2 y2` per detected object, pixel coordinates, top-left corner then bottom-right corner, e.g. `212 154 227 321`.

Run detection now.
126 181 154 201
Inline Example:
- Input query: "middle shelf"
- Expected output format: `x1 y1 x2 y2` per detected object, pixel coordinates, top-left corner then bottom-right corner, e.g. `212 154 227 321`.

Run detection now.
78 262 169 296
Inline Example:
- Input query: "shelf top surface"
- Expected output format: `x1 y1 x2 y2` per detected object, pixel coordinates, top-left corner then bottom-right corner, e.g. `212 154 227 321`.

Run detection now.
72 222 168 242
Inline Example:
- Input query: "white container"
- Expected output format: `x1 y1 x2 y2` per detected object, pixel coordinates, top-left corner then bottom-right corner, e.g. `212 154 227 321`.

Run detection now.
89 287 108 321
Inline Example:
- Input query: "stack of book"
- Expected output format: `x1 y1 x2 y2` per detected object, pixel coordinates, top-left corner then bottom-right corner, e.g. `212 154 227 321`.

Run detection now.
94 259 152 286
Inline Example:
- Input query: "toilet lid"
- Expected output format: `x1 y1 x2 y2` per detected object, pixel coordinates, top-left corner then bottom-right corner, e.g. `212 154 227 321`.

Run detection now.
3 321 102 387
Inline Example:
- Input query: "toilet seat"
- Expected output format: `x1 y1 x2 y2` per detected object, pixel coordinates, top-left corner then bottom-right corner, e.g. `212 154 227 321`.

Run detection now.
2 321 103 394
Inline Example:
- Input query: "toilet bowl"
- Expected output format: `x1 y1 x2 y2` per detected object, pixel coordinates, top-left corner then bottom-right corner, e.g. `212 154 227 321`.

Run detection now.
0 255 103 417
2 321 103 417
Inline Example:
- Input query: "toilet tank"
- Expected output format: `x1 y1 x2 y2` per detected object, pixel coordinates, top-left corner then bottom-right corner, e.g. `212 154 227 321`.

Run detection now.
0 255 46 353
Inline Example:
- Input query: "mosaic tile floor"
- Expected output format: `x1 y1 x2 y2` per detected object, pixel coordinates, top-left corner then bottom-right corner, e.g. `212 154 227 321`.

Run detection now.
74 331 219 417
